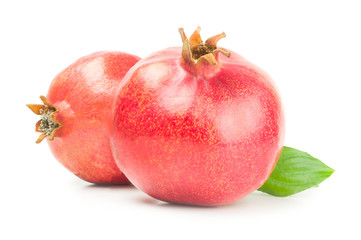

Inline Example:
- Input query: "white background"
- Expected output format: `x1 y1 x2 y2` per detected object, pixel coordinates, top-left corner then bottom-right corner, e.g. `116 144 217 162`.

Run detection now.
1 0 360 239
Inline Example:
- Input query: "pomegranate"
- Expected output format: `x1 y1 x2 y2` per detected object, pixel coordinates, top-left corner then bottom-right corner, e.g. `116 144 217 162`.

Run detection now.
27 51 140 184
111 27 285 206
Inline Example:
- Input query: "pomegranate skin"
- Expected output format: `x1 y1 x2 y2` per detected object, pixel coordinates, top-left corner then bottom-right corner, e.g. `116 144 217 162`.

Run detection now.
47 51 140 184
111 47 285 206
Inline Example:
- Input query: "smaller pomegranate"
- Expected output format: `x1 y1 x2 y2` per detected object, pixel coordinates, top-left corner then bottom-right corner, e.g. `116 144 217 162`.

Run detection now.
111 27 285 206
27 51 140 184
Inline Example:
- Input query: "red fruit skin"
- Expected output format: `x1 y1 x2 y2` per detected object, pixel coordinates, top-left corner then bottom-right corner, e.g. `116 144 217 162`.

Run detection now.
111 47 285 206
47 51 140 184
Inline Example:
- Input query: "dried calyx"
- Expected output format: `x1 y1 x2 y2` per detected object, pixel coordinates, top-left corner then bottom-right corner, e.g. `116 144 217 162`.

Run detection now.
179 26 230 66
27 96 62 144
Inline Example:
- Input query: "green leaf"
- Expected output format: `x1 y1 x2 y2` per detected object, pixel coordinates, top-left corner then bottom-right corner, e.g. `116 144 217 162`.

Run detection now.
258 146 334 197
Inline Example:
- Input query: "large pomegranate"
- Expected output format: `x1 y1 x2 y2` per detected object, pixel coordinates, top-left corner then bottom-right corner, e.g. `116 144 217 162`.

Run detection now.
111 27 285 205
28 51 140 184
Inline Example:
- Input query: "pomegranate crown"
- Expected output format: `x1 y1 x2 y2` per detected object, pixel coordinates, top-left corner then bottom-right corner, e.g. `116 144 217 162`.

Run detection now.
179 26 230 66
27 96 62 143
